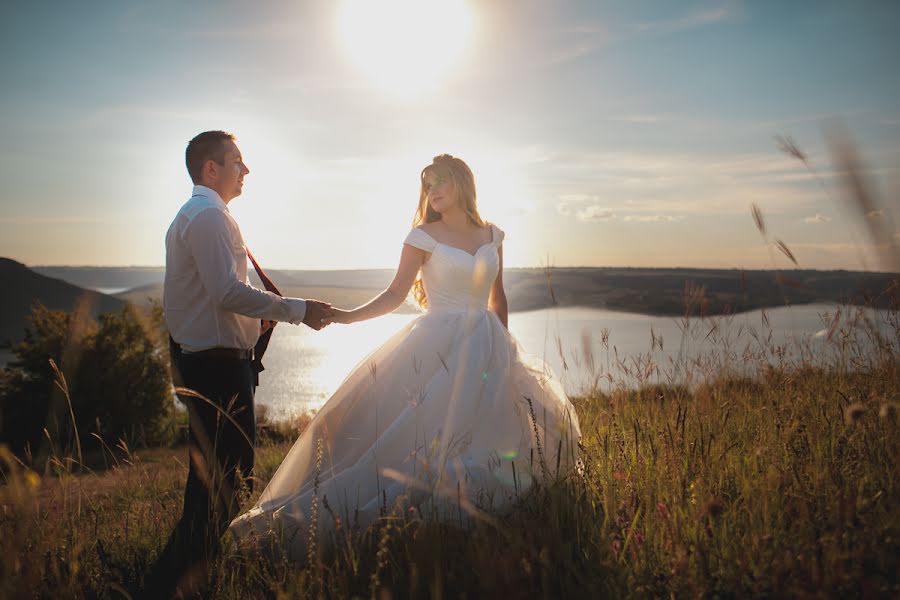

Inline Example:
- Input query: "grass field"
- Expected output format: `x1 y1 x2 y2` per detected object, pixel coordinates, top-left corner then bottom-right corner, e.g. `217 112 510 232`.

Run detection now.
1 298 897 599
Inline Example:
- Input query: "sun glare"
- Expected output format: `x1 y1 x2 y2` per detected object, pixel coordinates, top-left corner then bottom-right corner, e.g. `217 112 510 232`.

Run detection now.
336 0 473 98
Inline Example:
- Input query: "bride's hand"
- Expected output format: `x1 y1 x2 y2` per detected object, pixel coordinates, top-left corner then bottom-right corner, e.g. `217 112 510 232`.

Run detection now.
324 308 353 325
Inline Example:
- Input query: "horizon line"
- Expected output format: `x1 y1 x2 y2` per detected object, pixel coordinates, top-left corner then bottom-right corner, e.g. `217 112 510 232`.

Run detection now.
21 261 899 275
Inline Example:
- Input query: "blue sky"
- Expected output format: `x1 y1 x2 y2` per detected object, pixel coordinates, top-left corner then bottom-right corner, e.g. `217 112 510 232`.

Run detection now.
1 0 898 270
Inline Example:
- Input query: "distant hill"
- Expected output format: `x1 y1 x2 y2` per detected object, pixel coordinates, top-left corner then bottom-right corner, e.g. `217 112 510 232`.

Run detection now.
107 266 898 316
33 266 165 292
16 262 897 328
0 258 127 345
498 267 898 314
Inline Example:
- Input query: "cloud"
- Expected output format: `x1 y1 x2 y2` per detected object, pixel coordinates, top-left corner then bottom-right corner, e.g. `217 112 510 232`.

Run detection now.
633 5 734 35
804 213 832 224
622 214 685 223
556 195 615 221
539 148 856 215
546 4 735 67
576 206 616 222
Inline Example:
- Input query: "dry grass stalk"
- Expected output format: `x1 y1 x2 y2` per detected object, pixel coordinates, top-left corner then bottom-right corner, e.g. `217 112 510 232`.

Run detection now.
774 239 798 266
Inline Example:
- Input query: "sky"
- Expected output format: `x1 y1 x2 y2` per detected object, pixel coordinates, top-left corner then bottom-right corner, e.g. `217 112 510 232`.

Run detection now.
1 0 898 271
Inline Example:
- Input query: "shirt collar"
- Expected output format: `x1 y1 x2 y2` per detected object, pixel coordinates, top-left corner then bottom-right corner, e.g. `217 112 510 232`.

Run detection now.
191 185 227 211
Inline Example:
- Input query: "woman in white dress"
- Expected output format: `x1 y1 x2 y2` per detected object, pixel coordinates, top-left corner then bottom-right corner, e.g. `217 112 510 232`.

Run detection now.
229 154 580 558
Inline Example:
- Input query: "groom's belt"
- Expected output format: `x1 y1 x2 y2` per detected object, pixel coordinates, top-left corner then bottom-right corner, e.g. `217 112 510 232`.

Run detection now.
180 346 254 361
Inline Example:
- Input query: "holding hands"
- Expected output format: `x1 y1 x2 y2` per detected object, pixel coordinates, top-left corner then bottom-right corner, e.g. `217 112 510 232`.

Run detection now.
322 308 353 326
300 301 354 330
302 300 335 331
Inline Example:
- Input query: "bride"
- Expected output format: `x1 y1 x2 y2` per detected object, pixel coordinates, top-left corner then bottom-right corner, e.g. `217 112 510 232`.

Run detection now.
229 154 580 557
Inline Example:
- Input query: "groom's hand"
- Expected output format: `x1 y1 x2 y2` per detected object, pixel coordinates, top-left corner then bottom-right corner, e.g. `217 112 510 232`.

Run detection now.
303 300 334 331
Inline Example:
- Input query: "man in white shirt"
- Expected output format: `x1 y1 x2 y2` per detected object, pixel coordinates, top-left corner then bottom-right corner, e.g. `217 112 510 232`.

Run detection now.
149 130 332 597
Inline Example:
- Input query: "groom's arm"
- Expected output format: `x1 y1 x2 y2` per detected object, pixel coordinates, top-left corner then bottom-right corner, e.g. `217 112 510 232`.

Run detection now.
186 208 308 324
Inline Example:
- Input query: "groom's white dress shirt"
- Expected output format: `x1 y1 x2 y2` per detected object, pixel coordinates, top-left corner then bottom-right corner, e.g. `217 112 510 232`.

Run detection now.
164 185 306 353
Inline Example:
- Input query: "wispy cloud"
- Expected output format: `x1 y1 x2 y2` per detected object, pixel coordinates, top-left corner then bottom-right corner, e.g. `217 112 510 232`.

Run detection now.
557 196 615 222
557 196 687 224
576 206 616 222
544 150 831 215
622 214 685 223
633 6 733 35
804 213 832 224
545 3 735 67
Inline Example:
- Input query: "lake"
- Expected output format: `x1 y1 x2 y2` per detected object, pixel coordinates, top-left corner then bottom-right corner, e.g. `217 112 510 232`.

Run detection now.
2 303 891 419
254 303 895 419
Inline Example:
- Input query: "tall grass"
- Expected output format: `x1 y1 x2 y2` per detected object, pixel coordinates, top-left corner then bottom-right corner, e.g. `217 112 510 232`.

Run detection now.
1 294 897 598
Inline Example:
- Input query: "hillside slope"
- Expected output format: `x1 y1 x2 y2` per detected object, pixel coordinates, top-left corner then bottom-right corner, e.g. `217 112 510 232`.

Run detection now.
0 258 126 344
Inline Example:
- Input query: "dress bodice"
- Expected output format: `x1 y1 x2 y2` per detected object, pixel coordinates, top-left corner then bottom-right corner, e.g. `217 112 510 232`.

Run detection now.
404 224 505 313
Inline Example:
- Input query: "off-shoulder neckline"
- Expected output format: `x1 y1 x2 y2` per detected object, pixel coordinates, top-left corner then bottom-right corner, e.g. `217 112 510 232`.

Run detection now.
414 224 498 258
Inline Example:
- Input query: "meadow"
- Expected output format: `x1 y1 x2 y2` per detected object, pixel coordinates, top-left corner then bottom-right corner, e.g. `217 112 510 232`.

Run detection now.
1 294 897 599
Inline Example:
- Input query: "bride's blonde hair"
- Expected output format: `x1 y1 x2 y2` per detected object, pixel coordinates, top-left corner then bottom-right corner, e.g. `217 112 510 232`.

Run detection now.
411 154 486 309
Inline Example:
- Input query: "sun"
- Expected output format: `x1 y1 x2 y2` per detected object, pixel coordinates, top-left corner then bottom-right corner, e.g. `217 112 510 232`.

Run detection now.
336 0 473 98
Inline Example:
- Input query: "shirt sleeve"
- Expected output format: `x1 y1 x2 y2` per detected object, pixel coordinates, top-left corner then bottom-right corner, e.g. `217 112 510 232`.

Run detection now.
404 227 437 253
185 208 307 324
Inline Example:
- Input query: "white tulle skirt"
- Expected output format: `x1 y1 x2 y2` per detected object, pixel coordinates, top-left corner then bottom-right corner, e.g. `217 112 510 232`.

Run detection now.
229 307 580 559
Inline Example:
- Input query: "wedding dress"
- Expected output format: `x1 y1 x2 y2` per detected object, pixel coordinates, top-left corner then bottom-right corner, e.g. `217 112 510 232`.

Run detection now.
229 224 580 557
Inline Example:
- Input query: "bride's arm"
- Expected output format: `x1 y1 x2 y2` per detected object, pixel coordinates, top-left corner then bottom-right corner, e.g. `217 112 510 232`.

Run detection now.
489 244 508 328
331 244 426 324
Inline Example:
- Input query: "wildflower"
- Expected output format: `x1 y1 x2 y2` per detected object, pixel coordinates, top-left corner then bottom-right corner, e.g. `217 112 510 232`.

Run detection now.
845 402 866 424
634 532 644 546
612 539 621 554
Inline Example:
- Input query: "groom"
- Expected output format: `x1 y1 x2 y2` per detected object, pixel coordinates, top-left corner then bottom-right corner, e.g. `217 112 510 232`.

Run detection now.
148 130 333 597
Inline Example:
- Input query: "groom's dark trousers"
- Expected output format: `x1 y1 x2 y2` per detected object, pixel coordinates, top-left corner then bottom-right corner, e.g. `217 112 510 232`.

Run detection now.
146 342 256 597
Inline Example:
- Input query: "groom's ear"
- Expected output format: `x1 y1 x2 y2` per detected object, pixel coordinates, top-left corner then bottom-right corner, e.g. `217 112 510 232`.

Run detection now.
201 159 217 184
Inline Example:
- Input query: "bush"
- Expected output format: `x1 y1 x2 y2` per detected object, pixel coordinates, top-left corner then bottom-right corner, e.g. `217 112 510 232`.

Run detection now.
0 304 75 457
75 306 175 447
0 302 176 458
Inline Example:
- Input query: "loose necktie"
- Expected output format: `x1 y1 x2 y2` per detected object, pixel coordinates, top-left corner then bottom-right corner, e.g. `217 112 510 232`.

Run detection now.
245 246 280 379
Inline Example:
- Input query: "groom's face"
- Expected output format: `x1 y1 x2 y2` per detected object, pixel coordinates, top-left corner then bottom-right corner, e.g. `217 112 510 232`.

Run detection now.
212 140 250 203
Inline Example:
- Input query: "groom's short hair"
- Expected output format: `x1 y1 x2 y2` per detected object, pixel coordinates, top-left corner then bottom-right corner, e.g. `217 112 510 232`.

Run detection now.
186 130 235 184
